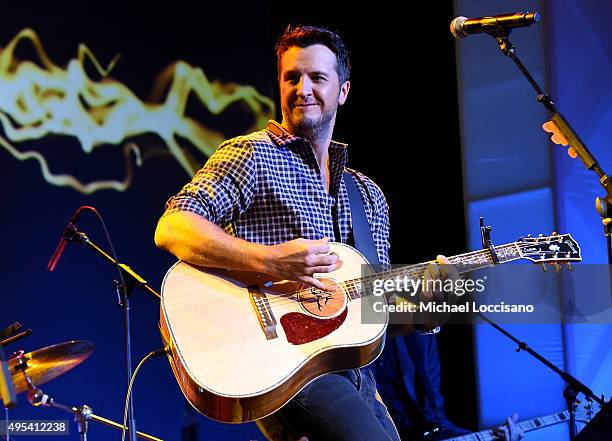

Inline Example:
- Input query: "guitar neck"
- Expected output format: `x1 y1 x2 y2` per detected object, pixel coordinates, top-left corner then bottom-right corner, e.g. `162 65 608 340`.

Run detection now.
415 242 523 276
347 242 523 300
385 241 524 279
442 410 573 441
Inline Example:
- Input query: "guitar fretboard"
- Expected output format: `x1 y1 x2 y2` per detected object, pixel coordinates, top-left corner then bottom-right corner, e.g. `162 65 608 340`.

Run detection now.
343 242 523 300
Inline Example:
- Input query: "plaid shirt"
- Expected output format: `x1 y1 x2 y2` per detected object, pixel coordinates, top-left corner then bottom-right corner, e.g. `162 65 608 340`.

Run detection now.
163 120 390 265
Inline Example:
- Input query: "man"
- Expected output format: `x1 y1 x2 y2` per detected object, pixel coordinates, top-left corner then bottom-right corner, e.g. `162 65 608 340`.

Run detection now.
155 25 464 440
155 25 405 440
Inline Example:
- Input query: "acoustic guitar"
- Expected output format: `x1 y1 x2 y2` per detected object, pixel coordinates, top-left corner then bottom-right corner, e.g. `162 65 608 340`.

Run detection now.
159 233 581 423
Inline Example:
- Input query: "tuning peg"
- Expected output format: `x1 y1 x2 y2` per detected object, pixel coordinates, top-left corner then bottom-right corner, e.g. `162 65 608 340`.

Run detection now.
551 231 558 236
567 263 574 272
554 263 562 273
538 234 544 237
527 234 532 238
540 263 548 272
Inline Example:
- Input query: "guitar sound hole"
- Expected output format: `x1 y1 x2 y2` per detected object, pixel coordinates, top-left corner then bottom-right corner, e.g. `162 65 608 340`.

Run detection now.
298 278 347 318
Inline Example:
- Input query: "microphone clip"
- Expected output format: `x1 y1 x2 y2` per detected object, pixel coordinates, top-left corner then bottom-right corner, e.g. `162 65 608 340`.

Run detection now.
63 222 87 244
494 35 515 57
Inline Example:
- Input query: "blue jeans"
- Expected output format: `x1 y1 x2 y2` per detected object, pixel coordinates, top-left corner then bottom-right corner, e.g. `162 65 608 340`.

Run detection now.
258 367 401 441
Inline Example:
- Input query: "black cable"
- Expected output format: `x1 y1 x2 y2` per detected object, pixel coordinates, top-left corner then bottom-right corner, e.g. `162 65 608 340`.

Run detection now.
121 348 168 441
81 206 128 297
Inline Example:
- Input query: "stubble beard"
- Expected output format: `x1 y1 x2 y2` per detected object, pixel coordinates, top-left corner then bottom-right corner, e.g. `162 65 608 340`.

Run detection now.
284 103 337 143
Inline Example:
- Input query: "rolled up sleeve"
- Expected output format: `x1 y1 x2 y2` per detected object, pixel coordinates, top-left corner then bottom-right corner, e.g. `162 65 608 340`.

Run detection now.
163 139 256 226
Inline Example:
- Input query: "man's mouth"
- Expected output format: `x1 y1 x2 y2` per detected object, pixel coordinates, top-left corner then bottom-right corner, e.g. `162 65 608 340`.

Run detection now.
294 103 318 108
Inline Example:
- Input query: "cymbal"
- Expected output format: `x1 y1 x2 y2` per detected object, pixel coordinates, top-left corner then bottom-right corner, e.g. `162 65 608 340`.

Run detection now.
9 340 94 394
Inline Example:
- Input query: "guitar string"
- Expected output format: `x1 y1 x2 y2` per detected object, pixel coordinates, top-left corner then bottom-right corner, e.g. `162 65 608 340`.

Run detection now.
258 241 574 308
260 247 505 306
260 242 572 307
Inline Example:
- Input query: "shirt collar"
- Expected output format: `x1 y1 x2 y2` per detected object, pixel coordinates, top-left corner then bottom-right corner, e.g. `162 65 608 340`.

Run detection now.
265 120 348 197
265 120 348 152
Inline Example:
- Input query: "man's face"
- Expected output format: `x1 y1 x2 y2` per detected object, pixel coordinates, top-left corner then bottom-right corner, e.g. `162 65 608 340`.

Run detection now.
279 44 350 138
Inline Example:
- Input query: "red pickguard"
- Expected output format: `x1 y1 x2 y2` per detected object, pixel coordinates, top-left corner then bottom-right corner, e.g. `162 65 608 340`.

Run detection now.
280 309 348 345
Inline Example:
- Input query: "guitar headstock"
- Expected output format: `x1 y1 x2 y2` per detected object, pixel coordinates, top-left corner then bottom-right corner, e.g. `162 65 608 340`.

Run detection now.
517 233 582 270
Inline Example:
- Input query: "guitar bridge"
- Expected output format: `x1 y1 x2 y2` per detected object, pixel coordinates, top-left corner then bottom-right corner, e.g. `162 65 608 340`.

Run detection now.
248 285 278 340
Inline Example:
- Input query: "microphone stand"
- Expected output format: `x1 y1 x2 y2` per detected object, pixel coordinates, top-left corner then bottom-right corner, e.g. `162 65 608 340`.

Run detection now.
484 25 612 307
27 386 162 441
61 224 161 441
0 323 31 410
0 346 17 409
454 24 612 433
474 313 606 409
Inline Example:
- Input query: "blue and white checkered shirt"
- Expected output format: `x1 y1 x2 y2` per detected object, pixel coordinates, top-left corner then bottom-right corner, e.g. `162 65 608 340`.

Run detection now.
163 120 390 265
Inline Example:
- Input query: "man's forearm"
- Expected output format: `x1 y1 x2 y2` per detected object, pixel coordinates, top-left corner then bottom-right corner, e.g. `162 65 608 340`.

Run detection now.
155 211 268 272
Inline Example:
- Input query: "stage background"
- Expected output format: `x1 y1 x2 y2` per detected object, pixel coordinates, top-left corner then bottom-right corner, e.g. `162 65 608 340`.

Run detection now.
1 2 468 440
4 1 609 440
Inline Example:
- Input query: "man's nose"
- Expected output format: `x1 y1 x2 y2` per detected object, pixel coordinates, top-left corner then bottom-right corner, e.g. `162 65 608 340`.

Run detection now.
297 76 313 96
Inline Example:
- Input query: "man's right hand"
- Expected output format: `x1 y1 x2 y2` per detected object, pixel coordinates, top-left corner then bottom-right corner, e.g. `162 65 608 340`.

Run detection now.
266 237 343 290
156 213 342 290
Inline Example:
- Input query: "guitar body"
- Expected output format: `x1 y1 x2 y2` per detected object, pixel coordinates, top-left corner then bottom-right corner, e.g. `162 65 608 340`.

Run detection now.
159 242 387 423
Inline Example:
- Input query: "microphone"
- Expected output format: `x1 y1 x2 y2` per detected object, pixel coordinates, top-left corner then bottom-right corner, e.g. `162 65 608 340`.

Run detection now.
450 12 540 39
47 206 86 272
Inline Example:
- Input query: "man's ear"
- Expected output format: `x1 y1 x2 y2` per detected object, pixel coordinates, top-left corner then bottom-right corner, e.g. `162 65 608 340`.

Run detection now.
338 81 350 105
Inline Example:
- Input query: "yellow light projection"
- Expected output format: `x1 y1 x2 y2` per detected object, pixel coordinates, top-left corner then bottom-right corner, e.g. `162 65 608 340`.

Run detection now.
0 28 275 193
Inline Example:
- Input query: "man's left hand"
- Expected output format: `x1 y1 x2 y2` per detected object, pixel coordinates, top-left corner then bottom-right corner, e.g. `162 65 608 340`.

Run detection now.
422 255 460 301
418 255 460 328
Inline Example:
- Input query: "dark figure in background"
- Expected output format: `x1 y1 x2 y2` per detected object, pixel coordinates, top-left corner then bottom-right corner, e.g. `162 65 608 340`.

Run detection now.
375 334 525 441
374 334 470 440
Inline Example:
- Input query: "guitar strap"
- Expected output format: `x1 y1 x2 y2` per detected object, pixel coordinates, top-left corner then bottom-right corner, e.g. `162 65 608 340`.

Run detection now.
342 171 380 266
344 173 437 419
344 171 448 428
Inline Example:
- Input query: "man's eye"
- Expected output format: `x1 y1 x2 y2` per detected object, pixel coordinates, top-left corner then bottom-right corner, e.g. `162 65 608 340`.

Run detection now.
312 76 326 82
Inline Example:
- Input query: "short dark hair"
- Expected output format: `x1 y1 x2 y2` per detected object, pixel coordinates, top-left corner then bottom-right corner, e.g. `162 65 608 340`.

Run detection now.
275 25 351 84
